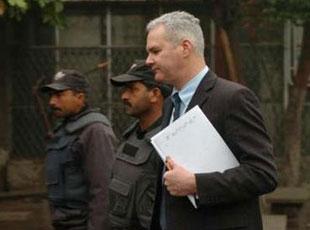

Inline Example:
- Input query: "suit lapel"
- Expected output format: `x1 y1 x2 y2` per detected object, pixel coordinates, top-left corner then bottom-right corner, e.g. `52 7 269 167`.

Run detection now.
161 70 218 128
161 98 173 128
187 70 217 111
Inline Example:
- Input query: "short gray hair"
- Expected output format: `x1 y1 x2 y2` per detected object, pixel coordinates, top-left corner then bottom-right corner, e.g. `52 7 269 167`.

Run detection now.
146 11 205 57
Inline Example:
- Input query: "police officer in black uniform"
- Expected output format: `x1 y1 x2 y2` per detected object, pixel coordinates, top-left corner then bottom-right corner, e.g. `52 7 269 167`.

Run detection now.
109 61 171 230
41 69 116 230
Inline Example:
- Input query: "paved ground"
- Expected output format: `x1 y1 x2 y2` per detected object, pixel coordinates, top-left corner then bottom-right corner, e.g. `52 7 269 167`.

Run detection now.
0 191 52 230
1 147 310 229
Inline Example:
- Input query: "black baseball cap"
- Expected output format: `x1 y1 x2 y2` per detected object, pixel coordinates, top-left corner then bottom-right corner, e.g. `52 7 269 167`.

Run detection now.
41 69 90 93
110 61 172 98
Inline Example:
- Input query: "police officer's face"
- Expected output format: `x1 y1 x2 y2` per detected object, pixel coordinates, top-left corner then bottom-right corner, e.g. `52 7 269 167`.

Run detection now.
121 82 155 118
48 89 85 118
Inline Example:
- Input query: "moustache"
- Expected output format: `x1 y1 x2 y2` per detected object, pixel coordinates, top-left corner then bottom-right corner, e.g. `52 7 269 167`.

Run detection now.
49 107 62 113
123 100 132 107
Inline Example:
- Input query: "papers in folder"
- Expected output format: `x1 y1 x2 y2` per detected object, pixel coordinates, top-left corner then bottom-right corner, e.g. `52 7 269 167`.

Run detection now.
151 105 239 208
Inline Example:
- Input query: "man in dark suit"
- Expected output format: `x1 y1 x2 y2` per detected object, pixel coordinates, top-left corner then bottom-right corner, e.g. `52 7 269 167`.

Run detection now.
145 11 278 230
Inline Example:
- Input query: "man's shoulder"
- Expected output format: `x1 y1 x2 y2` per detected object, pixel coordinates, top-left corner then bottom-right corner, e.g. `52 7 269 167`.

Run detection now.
196 72 258 109
66 110 111 134
211 76 254 100
78 117 117 144
215 77 248 92
199 70 249 95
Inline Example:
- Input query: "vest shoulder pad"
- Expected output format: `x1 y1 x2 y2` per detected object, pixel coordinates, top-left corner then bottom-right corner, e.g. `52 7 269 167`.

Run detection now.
65 112 111 133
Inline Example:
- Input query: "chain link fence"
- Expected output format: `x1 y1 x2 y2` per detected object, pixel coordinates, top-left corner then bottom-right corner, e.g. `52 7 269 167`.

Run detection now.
9 42 309 168
11 46 146 158
240 42 284 156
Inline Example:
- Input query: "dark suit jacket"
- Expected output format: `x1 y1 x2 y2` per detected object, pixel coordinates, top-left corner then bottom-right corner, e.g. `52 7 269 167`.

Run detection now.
155 71 278 230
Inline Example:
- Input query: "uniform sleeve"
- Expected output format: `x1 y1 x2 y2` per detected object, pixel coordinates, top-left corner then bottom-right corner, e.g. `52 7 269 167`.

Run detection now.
196 88 278 206
80 122 116 230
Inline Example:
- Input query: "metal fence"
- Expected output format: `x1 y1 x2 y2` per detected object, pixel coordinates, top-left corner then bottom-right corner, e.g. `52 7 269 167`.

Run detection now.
10 46 146 158
9 43 309 161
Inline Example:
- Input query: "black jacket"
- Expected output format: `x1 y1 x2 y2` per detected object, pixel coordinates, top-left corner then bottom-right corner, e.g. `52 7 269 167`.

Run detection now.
156 71 278 230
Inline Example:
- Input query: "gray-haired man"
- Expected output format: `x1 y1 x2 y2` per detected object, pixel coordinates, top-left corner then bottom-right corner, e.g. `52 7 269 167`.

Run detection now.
146 11 278 230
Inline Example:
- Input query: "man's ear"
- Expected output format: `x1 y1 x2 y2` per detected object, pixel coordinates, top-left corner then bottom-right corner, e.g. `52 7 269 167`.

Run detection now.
150 87 162 103
181 39 193 57
75 92 86 104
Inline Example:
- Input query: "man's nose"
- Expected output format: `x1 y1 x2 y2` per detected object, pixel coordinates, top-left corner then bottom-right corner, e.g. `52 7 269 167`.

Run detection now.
49 96 57 107
121 90 129 101
145 54 153 66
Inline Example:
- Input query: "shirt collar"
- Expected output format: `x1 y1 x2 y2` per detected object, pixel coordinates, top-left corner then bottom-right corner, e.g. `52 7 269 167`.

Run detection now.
172 66 209 112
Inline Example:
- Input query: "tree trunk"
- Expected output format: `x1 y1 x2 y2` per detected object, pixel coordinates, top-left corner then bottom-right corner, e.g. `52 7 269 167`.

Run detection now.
283 21 310 186
0 0 5 16
212 0 244 84
218 27 240 82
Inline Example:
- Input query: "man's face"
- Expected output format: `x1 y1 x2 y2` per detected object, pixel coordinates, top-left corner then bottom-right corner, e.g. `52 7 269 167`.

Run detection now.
48 89 85 118
121 82 155 118
146 25 183 86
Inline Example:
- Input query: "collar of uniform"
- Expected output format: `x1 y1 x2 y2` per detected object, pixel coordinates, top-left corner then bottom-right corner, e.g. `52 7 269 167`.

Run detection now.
136 117 163 139
122 120 140 138
54 106 98 132
67 106 98 122
122 117 162 139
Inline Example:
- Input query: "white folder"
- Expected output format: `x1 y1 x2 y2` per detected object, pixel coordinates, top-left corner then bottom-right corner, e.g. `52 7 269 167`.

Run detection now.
151 105 239 208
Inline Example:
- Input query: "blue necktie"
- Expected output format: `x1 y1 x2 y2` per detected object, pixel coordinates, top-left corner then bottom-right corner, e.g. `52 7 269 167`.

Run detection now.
172 93 182 121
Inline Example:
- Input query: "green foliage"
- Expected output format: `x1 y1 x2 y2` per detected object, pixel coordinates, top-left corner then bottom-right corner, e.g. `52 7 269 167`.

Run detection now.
263 0 310 25
8 0 27 11
41 0 65 27
2 0 65 27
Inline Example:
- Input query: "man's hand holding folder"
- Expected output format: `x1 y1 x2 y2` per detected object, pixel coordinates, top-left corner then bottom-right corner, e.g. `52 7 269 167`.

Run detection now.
151 106 240 208
163 156 197 197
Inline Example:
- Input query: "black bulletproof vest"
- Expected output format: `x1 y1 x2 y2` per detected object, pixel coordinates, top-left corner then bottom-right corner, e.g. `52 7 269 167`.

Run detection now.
109 121 163 229
45 111 111 208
